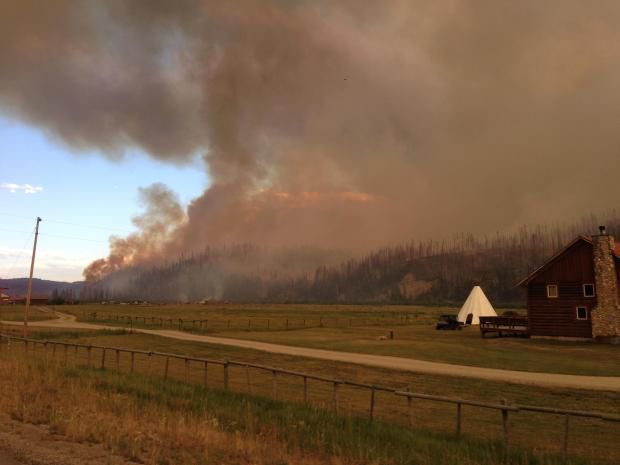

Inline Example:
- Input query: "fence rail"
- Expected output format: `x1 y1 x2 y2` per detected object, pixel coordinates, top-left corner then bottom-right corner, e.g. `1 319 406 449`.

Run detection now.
85 312 416 331
1 333 618 460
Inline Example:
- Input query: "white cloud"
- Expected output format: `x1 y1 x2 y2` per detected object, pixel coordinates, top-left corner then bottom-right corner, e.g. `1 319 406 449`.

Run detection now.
1 183 44 194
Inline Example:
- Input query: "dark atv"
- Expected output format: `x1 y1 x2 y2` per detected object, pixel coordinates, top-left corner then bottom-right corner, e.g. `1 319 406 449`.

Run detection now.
435 314 462 330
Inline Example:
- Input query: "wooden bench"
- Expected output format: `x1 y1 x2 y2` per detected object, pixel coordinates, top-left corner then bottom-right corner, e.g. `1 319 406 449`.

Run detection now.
479 316 529 338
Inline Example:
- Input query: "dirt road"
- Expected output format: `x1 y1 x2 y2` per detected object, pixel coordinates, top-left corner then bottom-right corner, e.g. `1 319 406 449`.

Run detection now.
3 309 619 392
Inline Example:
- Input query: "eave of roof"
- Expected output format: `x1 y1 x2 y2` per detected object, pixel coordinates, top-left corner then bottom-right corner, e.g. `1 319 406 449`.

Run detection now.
516 236 594 288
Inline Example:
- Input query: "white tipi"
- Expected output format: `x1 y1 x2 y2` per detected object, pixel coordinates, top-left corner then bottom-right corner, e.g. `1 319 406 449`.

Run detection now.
457 286 497 325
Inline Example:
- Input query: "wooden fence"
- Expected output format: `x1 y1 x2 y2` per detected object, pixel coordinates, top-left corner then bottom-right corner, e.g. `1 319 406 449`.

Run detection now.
86 312 415 331
0 333 618 461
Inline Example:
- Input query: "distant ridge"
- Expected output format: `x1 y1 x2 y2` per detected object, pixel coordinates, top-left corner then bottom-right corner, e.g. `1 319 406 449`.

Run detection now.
0 278 83 297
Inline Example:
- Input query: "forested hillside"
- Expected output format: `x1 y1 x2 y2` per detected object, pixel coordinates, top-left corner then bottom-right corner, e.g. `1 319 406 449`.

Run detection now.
81 214 620 306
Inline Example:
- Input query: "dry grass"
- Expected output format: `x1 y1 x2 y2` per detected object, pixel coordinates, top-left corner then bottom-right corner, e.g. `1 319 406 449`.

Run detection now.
0 306 55 322
60 303 619 376
7 330 619 464
0 345 599 465
0 350 342 465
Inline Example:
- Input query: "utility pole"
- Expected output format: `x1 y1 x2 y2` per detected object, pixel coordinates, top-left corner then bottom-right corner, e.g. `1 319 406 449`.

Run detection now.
24 217 42 338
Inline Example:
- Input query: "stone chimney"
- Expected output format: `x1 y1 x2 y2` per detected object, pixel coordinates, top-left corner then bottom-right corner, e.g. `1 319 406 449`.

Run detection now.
591 226 620 342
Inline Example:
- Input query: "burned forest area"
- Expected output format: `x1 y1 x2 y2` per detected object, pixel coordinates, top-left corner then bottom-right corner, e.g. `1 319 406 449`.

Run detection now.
81 213 620 306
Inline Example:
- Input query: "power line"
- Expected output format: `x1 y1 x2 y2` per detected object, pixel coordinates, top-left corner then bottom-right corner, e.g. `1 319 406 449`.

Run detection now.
1 226 35 278
39 232 112 244
0 228 115 244
0 212 132 234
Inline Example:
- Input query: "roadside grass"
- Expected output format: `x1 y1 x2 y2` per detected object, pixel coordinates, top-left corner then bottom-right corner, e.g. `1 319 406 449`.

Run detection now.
19 329 620 464
54 303 618 376
217 325 620 377
0 305 55 322
0 349 601 465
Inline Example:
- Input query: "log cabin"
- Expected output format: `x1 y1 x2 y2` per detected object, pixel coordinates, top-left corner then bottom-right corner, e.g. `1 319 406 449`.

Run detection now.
516 226 620 341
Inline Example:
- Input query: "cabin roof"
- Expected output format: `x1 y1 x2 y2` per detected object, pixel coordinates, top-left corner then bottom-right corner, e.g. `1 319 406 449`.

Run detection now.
516 236 620 288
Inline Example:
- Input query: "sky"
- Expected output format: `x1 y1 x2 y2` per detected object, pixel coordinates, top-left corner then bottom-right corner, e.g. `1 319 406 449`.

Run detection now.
0 116 206 282
1 1 620 285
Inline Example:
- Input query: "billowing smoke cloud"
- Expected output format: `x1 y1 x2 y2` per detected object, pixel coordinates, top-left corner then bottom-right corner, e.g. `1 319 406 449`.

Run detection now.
1 0 620 280
83 183 185 281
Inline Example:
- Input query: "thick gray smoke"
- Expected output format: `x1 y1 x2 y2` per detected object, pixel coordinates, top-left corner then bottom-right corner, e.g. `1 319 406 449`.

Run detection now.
1 1 620 280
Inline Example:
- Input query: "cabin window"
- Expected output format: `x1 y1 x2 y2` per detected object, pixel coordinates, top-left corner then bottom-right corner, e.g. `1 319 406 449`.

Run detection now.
576 307 588 320
546 284 559 298
583 284 595 297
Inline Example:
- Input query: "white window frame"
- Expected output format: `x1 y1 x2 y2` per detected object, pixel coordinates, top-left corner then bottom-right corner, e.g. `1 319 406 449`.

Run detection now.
546 284 559 298
576 306 588 320
583 283 595 298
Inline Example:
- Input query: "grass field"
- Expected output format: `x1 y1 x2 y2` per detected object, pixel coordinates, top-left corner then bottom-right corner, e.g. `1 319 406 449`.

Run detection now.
0 306 55 322
59 303 620 376
0 349 596 465
7 327 618 464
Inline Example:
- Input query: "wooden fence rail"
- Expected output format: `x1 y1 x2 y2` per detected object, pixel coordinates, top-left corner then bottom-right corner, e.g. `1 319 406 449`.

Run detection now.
85 312 415 331
1 333 618 460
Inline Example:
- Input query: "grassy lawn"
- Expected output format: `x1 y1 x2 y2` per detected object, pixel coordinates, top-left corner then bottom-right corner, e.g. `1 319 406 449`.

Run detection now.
218 325 620 377
14 328 619 464
58 303 619 376
0 305 55 322
0 349 599 465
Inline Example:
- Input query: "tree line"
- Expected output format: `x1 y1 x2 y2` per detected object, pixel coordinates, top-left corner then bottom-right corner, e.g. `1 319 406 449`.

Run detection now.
80 212 620 306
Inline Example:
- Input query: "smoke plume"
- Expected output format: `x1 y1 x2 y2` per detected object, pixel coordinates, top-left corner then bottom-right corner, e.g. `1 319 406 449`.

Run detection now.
1 1 620 280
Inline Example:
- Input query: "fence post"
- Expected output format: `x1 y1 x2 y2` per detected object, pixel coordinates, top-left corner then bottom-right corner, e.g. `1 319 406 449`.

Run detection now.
272 370 278 399
164 357 170 379
456 402 462 436
63 344 68 366
130 351 135 373
223 361 229 390
285 319 289 329
148 352 153 374
101 348 106 369
74 345 78 364
333 382 340 415
87 346 91 366
203 361 208 388
407 396 413 427
369 386 376 422
246 365 251 394
303 376 308 404
563 414 570 458
501 399 509 446
184 358 189 383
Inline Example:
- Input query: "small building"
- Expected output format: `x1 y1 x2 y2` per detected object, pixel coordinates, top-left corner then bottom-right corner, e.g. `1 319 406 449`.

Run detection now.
9 295 49 306
516 226 620 341
0 288 10 304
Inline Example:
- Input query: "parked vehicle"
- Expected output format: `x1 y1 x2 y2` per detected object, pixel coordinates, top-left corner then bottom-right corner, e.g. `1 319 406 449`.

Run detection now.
435 314 462 330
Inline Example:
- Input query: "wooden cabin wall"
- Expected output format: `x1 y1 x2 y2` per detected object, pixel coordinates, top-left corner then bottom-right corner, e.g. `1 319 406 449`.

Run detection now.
527 241 595 338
